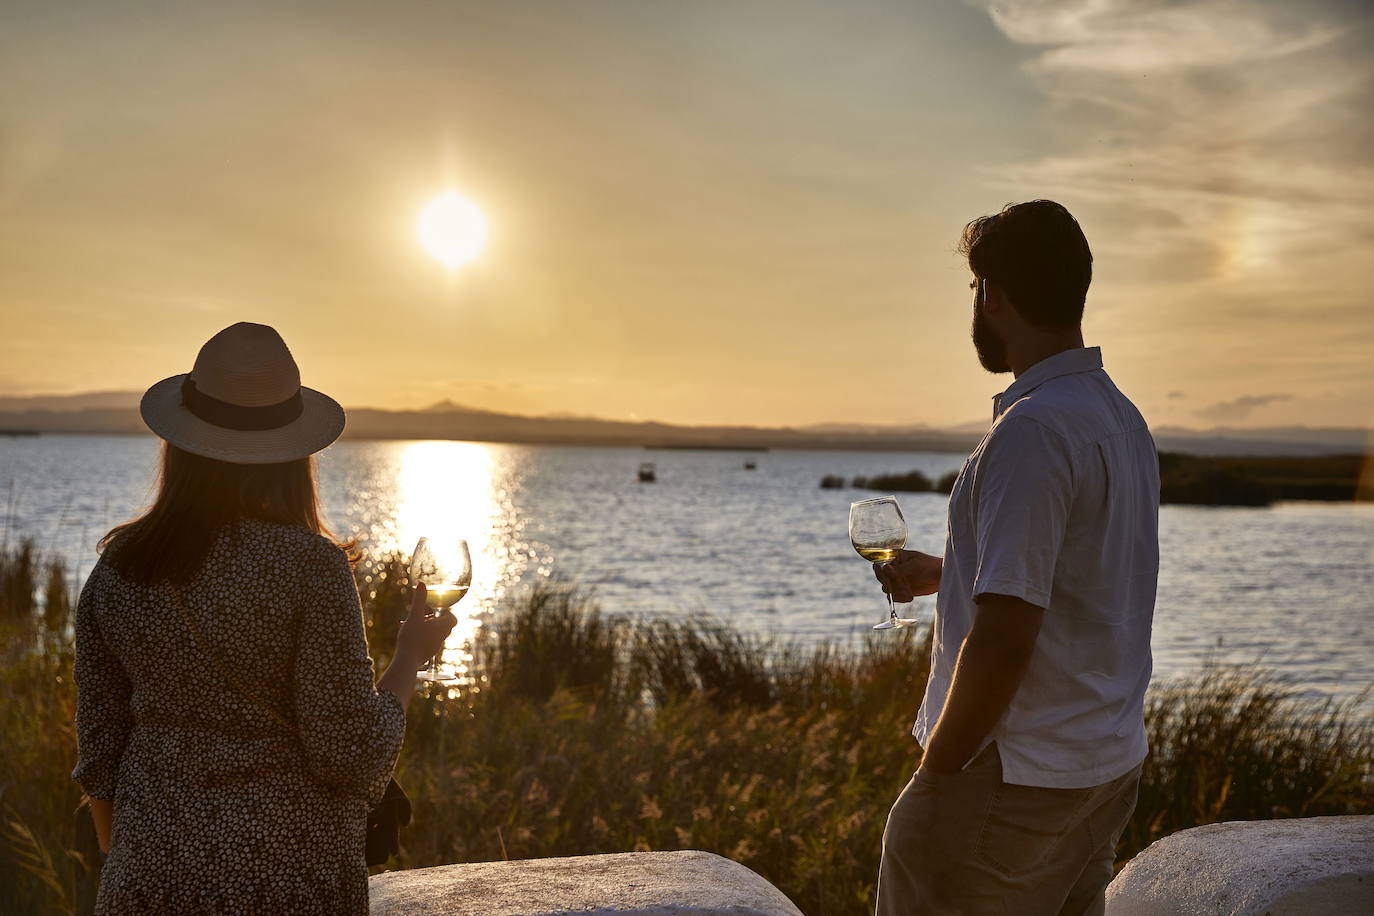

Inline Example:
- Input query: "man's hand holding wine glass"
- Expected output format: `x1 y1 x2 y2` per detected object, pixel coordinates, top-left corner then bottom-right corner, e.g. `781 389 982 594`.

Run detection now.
873 549 943 604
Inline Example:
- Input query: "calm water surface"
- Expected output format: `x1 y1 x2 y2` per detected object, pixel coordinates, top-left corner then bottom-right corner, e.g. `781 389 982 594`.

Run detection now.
3 434 1372 707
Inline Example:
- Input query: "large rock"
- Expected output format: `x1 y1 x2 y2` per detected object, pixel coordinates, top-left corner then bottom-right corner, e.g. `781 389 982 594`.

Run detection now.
368 850 804 916
1106 815 1374 915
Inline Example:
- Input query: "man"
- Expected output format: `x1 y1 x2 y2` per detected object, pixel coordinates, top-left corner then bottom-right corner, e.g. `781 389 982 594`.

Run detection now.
874 200 1159 915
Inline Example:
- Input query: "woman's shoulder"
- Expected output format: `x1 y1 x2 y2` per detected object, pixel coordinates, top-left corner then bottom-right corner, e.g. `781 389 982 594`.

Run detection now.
235 518 349 564
82 547 145 603
84 551 120 591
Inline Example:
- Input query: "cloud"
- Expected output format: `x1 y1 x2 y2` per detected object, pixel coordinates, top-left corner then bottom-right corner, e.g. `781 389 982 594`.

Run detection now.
984 0 1345 73
1167 391 1186 400
1194 393 1291 422
969 0 1374 291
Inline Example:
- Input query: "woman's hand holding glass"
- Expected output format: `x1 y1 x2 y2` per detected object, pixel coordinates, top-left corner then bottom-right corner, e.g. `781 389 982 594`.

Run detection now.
394 583 458 670
406 538 471 683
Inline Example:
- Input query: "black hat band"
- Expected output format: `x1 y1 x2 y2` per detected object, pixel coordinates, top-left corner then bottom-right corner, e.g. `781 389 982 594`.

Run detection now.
180 376 304 431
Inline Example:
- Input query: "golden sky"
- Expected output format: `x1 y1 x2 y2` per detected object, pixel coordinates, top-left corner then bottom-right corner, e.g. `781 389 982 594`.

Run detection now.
1 0 1371 429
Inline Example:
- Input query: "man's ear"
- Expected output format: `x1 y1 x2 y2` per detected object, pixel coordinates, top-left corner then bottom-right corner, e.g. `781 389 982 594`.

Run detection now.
982 280 1014 321
981 279 999 315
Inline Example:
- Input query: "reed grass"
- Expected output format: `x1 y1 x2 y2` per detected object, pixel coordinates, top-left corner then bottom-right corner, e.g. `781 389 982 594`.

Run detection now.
2 543 1371 916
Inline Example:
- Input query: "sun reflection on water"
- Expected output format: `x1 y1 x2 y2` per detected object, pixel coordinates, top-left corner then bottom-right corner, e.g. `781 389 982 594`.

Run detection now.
395 441 504 681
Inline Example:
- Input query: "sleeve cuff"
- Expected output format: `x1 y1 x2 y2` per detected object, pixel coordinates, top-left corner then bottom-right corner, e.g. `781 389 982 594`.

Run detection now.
971 577 1051 609
72 770 116 801
376 684 406 716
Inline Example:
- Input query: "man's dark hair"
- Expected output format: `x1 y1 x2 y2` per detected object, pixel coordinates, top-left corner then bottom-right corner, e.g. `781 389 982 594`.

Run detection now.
959 200 1092 330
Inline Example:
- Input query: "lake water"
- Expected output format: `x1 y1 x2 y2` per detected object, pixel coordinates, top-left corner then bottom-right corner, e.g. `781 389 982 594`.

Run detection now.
3 434 1372 708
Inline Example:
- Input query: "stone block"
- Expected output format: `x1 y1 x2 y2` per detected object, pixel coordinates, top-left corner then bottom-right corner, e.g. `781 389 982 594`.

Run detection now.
1106 815 1374 915
369 849 805 916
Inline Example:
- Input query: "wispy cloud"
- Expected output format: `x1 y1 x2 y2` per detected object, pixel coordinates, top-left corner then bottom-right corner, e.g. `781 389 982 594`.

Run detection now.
971 0 1373 287
985 0 1345 73
1195 393 1290 422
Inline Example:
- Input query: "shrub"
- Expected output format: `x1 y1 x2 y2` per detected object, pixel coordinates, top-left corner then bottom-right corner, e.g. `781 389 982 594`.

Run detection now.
850 470 932 493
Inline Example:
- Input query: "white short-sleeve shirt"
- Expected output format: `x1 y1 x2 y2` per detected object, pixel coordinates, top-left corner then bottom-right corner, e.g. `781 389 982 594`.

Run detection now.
912 347 1160 788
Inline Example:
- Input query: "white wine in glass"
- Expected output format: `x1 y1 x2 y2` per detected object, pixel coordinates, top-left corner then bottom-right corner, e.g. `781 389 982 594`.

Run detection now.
854 546 901 564
849 496 918 630
424 583 471 610
408 537 472 683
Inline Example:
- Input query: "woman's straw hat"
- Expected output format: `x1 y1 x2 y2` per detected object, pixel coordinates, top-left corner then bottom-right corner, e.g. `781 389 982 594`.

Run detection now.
140 323 345 464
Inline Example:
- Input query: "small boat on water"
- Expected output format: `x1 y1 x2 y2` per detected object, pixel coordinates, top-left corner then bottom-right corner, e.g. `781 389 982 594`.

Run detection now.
743 460 757 470
638 462 657 483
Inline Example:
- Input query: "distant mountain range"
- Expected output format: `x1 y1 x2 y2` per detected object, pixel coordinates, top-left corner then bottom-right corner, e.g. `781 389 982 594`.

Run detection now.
0 390 1367 456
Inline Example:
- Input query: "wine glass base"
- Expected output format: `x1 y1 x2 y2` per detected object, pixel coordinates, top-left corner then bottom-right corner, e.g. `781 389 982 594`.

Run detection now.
417 667 465 684
872 618 920 630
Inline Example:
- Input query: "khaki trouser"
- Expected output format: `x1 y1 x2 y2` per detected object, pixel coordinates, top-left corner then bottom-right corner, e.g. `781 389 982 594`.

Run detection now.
876 743 1141 916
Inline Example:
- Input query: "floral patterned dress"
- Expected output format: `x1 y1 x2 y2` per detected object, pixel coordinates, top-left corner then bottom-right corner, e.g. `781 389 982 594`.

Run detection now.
72 518 406 915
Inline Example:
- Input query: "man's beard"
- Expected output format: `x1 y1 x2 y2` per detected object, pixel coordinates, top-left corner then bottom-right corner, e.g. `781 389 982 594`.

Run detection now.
972 303 1011 373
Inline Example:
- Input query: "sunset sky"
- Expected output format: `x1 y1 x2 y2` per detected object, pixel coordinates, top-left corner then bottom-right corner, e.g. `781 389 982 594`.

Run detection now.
2 0 1370 430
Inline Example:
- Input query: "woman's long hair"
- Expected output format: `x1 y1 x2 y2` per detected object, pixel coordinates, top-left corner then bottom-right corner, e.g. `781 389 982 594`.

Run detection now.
99 442 355 586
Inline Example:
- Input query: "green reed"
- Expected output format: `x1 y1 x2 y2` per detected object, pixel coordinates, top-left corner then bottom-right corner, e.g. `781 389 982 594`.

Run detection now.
3 543 1371 916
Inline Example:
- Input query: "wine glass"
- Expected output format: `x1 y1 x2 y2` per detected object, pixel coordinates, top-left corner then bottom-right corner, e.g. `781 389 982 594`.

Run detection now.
850 496 917 630
408 537 472 682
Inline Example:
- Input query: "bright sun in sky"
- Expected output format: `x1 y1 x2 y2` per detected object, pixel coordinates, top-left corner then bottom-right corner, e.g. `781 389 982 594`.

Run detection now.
416 190 488 269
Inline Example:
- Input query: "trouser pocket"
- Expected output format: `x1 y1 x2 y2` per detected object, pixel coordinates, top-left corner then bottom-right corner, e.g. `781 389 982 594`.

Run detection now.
975 780 1095 878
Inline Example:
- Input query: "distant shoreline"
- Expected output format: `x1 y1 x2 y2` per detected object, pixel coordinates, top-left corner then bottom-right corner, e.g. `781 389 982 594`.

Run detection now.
0 427 975 454
0 401 1368 457
645 444 772 452
4 426 1373 460
833 452 1373 506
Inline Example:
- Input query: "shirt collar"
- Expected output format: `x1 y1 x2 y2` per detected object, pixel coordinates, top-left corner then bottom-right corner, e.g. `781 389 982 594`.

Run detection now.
992 346 1103 419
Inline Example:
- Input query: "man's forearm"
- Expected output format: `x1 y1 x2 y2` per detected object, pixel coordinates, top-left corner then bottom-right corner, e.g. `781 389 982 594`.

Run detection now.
919 629 1035 773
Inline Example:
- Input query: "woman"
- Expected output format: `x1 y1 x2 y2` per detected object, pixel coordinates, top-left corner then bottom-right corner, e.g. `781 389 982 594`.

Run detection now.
72 322 454 915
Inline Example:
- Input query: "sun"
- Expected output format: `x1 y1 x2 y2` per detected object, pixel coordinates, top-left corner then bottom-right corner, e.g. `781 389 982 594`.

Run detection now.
416 190 488 269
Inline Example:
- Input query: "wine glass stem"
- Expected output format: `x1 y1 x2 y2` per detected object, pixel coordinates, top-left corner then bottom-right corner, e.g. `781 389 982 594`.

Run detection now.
880 560 898 621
